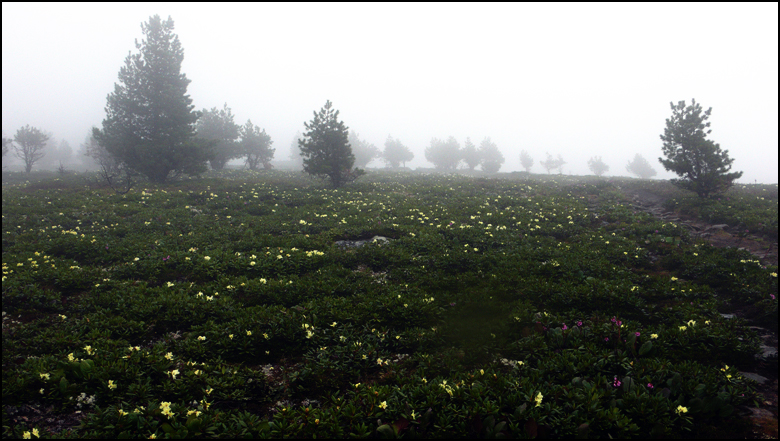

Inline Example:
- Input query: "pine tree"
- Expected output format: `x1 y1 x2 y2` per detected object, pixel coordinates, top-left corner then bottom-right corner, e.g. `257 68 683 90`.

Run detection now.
626 153 656 179
462 137 480 171
479 137 505 173
382 135 413 168
93 15 210 183
299 100 364 188
659 99 742 198
425 137 461 171
197 103 240 170
587 156 609 176
240 120 274 170
519 150 534 173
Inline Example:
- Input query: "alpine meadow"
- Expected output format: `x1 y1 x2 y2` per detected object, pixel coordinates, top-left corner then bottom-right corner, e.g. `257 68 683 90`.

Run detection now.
3 6 778 440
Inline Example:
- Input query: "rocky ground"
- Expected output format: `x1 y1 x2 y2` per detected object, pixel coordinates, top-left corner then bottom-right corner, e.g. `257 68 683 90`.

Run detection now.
625 188 778 439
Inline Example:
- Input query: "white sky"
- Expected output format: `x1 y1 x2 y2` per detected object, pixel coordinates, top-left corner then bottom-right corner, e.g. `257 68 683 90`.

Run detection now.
3 2 778 183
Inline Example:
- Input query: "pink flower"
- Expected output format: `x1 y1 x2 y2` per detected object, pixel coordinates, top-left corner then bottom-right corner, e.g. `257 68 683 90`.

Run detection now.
613 376 621 387
577 321 582 327
635 332 640 337
562 324 568 330
605 337 609 342
647 383 653 389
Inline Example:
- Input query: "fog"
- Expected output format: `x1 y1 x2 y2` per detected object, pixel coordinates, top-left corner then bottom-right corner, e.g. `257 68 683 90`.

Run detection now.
3 3 778 183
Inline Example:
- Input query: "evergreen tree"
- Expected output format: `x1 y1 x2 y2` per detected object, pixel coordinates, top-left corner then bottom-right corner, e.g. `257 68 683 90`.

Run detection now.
659 99 743 198
626 153 656 179
587 156 609 176
93 15 210 183
349 130 380 168
13 125 49 173
197 103 240 170
240 120 274 170
299 100 364 188
382 135 414 168
479 137 505 173
462 137 480 171
519 150 534 173
425 136 461 171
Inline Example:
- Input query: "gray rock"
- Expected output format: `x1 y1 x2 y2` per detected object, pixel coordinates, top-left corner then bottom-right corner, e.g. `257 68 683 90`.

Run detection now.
739 372 769 384
335 235 391 249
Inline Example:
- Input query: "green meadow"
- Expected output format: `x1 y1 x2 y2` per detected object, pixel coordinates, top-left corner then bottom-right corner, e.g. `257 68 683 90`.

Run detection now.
2 170 777 438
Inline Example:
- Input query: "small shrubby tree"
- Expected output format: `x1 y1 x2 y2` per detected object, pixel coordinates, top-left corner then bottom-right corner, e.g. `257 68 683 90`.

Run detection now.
588 156 609 176
299 100 364 188
659 99 743 198
479 137 505 173
240 120 274 170
519 150 534 173
626 153 657 179
13 125 49 173
382 135 414 168
540 152 565 174
349 131 380 168
425 136 461 171
197 104 240 170
93 15 210 183
462 137 480 171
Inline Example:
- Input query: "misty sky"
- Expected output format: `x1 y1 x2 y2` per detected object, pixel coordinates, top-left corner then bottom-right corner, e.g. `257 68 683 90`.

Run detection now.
3 3 778 183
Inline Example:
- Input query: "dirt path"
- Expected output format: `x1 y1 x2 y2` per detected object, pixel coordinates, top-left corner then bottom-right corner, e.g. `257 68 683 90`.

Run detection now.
623 188 778 438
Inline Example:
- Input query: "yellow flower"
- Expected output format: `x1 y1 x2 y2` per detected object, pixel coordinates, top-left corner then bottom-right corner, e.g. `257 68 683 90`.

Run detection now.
676 405 688 414
379 401 388 410
165 352 173 360
650 333 659 339
687 320 696 327
23 431 31 439
32 428 39 438
679 326 687 331
39 373 50 380
204 256 211 261
670 277 678 282
118 409 128 416
535 392 543 407
246 330 252 336
108 380 117 390
197 336 206 341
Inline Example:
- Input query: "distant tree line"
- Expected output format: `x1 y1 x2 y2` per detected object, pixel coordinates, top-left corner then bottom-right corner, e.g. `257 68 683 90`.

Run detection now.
6 14 742 199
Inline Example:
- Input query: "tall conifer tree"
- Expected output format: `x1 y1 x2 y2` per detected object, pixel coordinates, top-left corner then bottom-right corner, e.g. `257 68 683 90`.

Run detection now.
94 15 209 183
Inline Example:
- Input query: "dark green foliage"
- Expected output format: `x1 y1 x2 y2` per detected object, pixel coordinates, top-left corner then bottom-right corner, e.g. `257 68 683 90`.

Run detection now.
93 15 210 183
659 99 743 198
197 104 240 170
239 120 274 170
13 125 49 173
2 171 775 439
425 136 461 170
299 100 364 188
626 153 657 179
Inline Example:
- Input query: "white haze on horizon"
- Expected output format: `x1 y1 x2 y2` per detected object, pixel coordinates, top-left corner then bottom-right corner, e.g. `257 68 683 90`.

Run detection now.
2 3 778 183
